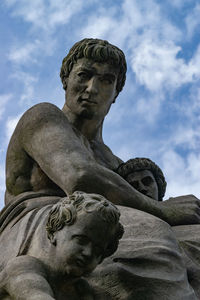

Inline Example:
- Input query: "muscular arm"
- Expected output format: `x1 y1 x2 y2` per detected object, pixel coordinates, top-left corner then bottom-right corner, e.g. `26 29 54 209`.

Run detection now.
7 103 200 226
1 256 55 300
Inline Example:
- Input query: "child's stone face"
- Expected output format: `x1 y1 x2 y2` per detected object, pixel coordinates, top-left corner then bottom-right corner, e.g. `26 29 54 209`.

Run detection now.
53 211 112 277
126 170 159 201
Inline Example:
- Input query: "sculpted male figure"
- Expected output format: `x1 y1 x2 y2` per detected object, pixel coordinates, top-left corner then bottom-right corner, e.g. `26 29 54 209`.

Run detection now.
5 38 199 224
1 38 200 299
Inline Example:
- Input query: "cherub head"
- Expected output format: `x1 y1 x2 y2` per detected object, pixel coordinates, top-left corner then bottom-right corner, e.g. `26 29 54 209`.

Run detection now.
46 191 124 277
117 158 167 201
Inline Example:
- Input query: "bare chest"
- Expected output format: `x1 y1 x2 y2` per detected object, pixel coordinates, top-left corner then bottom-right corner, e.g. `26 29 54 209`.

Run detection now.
88 140 121 171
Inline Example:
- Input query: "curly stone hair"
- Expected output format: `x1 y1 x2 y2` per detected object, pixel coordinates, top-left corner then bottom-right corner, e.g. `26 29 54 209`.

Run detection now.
60 38 127 97
46 191 124 260
117 158 167 201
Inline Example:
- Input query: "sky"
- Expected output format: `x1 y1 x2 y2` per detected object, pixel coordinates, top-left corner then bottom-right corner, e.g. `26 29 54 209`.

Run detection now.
0 0 200 208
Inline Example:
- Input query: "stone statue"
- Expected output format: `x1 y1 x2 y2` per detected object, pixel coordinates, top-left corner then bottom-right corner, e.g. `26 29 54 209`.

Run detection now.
87 158 200 299
0 191 123 299
116 157 200 298
1 38 200 299
116 157 167 201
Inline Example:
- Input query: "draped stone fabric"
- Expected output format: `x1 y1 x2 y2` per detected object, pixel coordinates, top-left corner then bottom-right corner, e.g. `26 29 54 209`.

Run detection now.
87 206 198 300
173 225 200 298
0 194 199 300
0 192 60 272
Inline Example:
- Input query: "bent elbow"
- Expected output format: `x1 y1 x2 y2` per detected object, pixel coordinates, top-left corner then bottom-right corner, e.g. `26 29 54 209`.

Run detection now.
64 167 94 194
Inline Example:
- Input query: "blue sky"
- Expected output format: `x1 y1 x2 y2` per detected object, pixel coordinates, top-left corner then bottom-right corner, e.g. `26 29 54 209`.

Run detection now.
0 0 200 208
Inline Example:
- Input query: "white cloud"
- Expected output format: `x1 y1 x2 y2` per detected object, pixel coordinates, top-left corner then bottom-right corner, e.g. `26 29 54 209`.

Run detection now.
185 4 200 40
4 0 84 32
81 0 181 48
47 0 83 29
167 0 191 8
170 126 200 151
159 111 200 199
131 41 200 92
133 93 164 123
162 150 200 199
9 40 41 65
81 16 117 40
11 71 37 105
172 85 200 124
5 0 45 26
0 94 12 119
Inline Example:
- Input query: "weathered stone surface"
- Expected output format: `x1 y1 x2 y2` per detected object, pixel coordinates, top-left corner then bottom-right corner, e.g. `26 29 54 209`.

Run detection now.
87 205 198 299
0 192 123 299
1 38 200 299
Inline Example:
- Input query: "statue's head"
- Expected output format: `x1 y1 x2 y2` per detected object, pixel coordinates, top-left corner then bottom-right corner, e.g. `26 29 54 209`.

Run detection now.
117 158 167 201
46 191 124 277
60 38 127 98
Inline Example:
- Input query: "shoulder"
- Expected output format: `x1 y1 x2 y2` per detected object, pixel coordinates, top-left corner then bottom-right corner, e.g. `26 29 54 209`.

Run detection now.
4 256 47 278
20 102 64 123
10 102 68 141
27 101 61 113
0 256 46 290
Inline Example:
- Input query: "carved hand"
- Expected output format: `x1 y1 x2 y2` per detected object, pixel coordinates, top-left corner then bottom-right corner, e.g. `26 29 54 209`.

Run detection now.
160 194 200 226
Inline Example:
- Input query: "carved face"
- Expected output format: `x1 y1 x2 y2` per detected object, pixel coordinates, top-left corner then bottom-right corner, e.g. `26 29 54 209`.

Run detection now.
64 57 118 121
126 170 159 201
53 211 113 277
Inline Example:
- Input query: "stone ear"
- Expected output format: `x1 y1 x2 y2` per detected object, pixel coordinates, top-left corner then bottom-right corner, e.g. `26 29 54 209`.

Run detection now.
112 90 118 103
50 235 57 246
63 77 68 90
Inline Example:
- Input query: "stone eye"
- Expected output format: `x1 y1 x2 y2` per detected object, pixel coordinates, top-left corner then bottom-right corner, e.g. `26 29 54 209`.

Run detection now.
93 245 103 257
131 181 139 189
142 177 153 186
77 72 90 80
100 76 113 84
74 235 88 245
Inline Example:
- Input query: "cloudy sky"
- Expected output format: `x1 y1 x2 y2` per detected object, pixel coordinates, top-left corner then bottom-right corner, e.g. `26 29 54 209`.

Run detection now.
0 0 200 208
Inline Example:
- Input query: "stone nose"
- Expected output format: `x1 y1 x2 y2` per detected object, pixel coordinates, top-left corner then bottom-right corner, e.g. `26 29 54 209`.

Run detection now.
138 180 147 192
85 77 98 95
82 243 93 257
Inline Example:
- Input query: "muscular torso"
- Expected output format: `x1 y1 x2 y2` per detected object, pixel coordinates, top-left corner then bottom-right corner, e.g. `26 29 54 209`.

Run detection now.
5 103 122 204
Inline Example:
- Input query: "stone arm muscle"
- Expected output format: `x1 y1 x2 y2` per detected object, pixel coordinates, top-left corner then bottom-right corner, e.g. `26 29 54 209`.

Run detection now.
1 256 55 300
12 103 200 226
13 104 159 210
